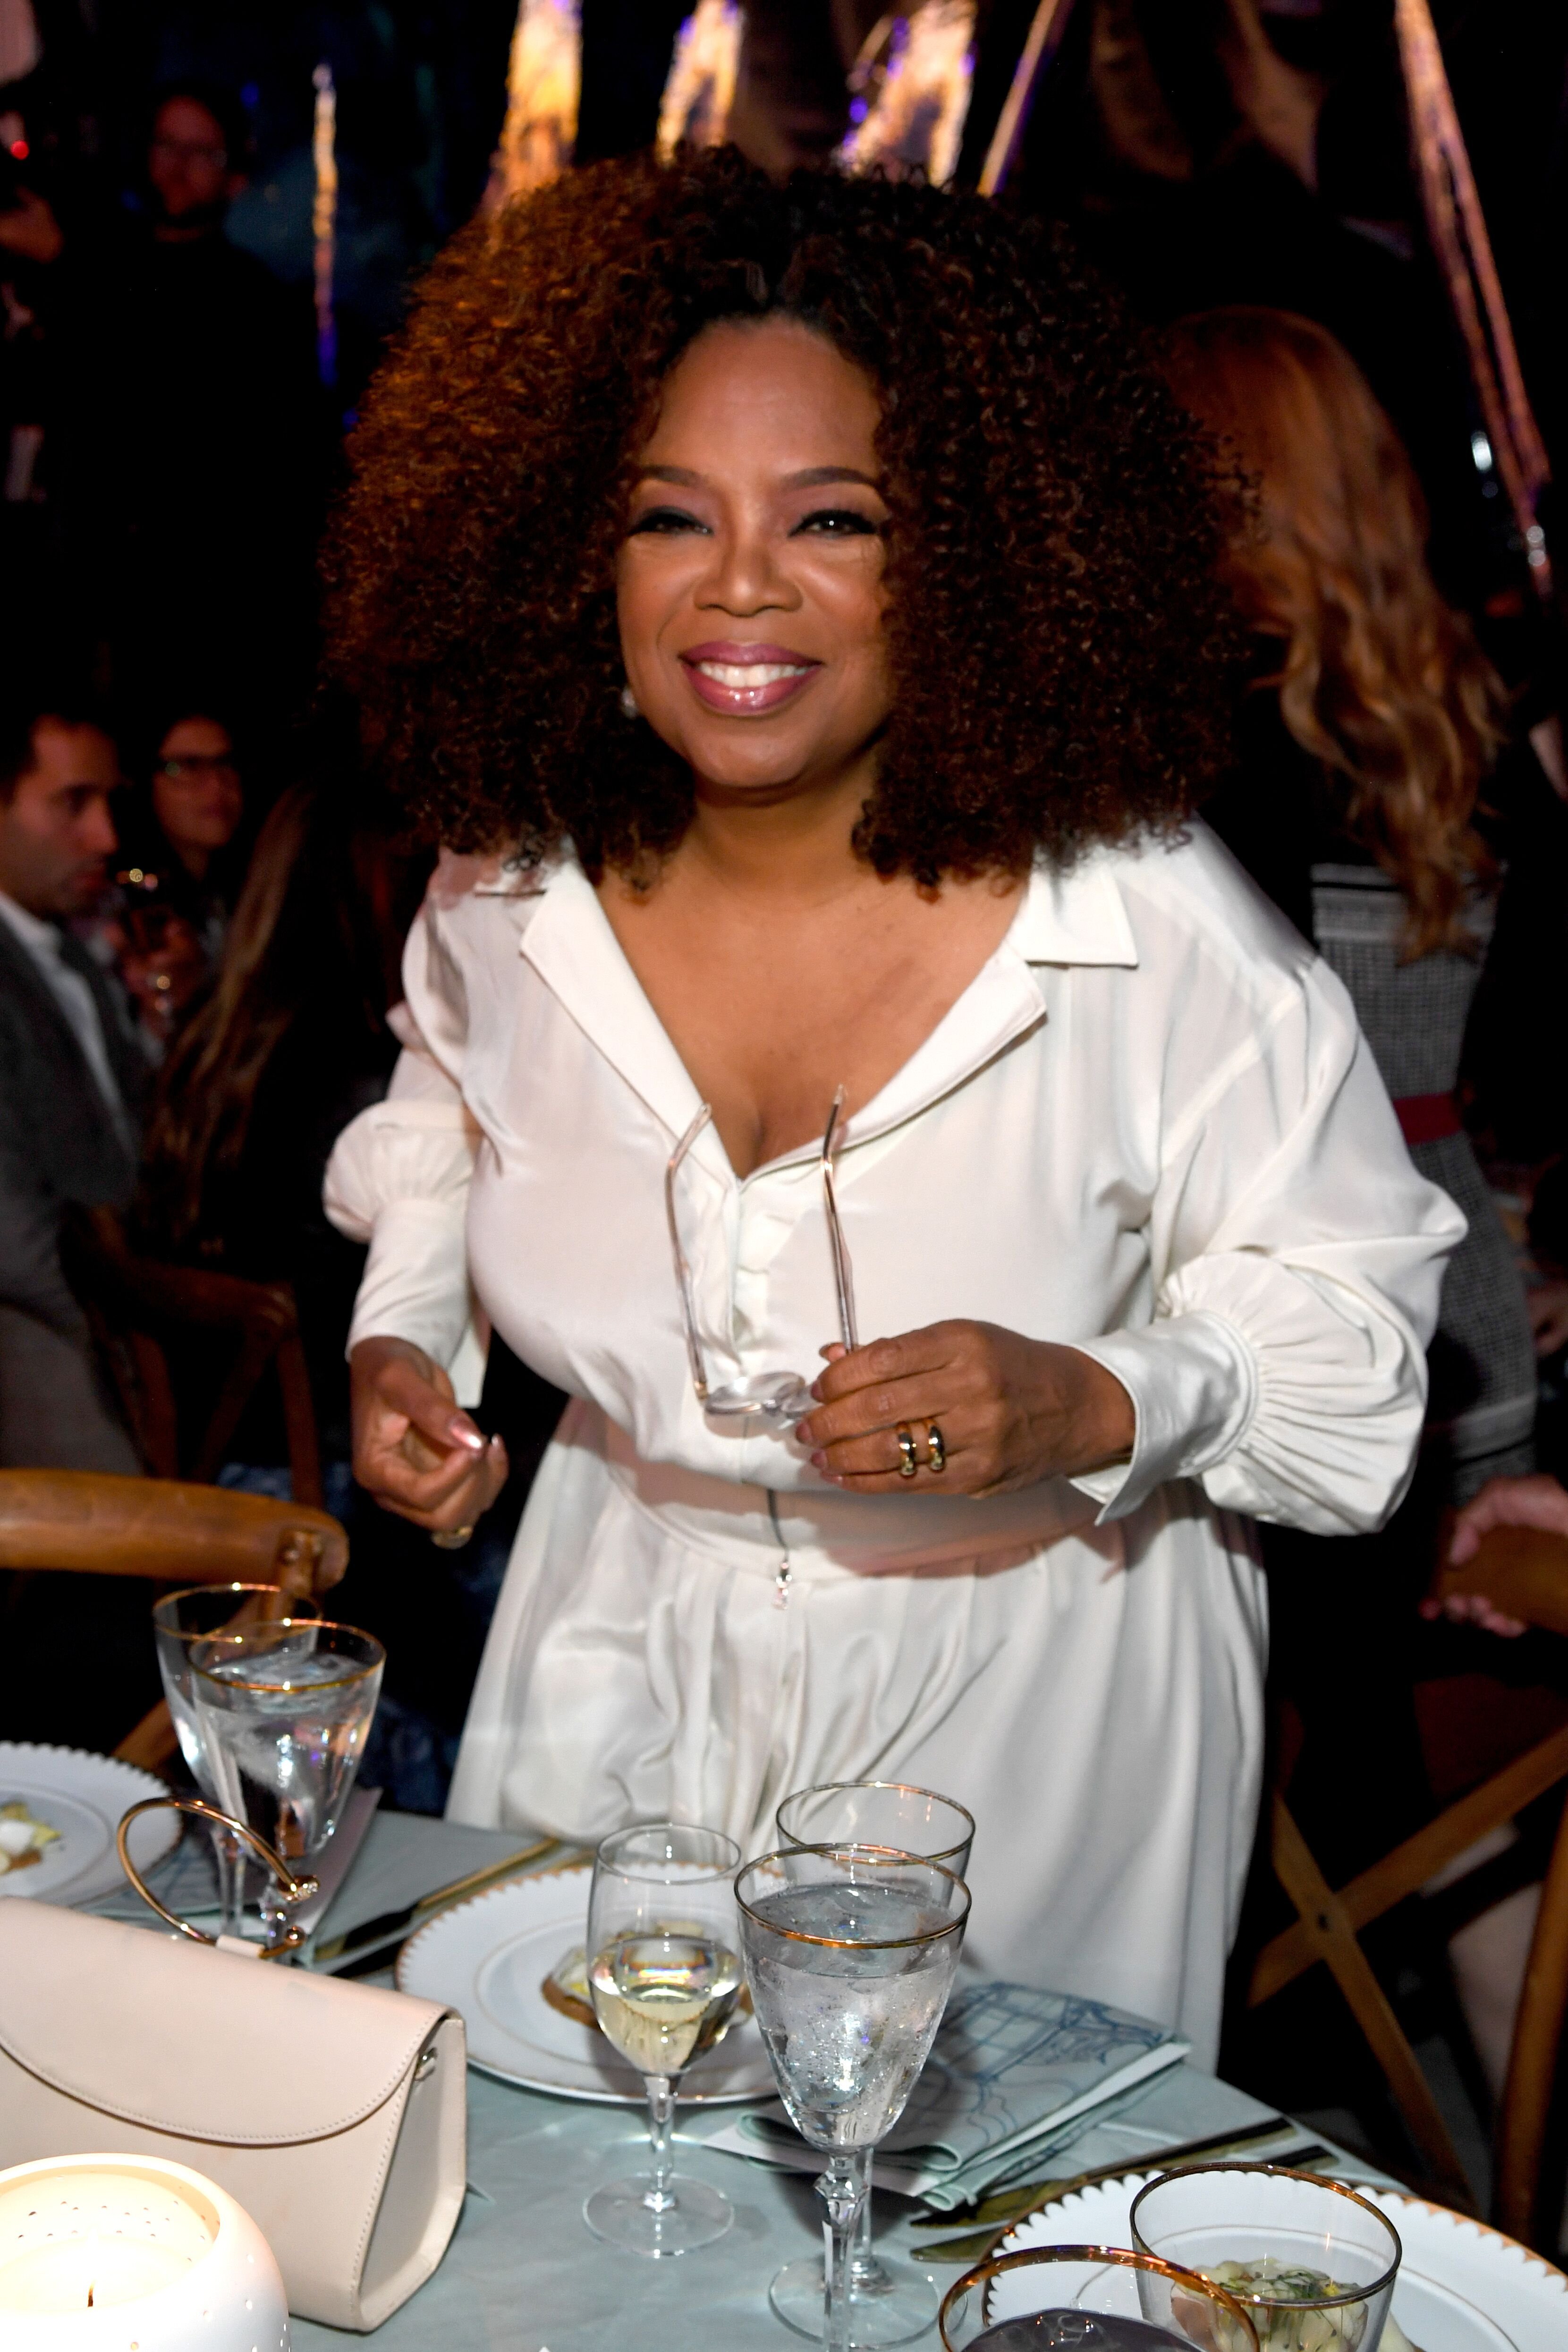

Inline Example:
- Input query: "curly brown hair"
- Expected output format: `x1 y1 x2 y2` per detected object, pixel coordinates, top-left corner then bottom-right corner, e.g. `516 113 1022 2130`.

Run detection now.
324 148 1245 882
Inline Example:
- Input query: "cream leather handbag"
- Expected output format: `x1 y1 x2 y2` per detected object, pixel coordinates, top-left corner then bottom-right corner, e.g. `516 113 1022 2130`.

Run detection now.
0 1901 467 2331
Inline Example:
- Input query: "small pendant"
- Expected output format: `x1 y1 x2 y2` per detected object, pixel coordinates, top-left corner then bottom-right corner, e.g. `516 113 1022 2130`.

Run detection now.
774 1558 793 1609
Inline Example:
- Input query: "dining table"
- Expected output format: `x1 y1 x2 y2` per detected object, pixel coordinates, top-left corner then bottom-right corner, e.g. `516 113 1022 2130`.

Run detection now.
86 1803 1403 2352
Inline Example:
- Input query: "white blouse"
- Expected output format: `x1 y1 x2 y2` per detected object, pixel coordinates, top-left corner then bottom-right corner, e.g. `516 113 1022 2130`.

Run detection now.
325 824 1461 2062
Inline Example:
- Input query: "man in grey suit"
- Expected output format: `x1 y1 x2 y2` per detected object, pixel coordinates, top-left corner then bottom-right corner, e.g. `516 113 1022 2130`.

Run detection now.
0 701 148 1469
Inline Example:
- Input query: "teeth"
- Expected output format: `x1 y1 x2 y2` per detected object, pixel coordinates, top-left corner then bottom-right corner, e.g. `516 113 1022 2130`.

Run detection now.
695 662 809 687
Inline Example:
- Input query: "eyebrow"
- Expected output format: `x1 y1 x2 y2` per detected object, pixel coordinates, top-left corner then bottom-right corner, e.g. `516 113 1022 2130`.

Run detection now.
635 464 882 490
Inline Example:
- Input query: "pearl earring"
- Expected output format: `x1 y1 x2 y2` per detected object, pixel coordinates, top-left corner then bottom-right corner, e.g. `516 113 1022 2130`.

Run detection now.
619 684 639 719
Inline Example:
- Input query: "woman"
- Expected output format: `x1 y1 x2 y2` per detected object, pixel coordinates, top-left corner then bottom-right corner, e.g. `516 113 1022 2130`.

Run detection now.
110 711 249 1044
136 776 425 1470
323 154 1460 2059
119 712 248 960
1161 307 1538 1879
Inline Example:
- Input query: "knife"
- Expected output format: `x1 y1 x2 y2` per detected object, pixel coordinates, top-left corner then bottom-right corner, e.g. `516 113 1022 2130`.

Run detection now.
312 1833 564 1966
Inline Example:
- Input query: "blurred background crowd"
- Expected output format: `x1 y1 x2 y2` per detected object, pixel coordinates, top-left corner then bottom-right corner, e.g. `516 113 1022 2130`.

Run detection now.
2 0 1568 2215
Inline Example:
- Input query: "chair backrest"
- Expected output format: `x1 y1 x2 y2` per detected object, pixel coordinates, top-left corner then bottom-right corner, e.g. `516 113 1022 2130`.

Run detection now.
0 1470 348 1597
0 1471 350 1775
1253 1520 1568 2247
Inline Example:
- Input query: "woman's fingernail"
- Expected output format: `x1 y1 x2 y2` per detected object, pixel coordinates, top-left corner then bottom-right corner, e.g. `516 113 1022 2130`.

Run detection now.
449 1421 485 1452
811 1451 827 1471
811 1378 824 1400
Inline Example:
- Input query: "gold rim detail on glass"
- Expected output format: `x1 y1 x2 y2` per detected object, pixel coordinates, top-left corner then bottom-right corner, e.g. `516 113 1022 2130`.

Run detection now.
1128 2162 1405 2310
938 2243 1261 2352
735 1843 971 1949
776 1781 977 1870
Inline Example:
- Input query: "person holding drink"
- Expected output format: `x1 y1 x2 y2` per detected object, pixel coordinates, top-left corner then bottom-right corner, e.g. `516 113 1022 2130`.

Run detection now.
324 153 1461 2070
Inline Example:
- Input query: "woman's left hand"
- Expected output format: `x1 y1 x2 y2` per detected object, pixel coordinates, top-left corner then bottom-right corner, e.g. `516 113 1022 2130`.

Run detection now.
796 1321 1135 1498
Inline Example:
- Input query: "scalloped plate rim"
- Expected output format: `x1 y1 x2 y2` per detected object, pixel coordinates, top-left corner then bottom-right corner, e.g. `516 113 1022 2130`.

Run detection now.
0 1740 179 1903
996 2168 1567 2352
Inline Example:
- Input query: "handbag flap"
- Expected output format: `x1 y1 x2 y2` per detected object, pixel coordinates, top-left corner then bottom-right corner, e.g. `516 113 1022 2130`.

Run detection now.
0 1903 453 2147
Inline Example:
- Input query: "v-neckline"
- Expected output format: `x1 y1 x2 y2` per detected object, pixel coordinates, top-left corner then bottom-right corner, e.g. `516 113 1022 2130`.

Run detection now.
512 849 1136 1187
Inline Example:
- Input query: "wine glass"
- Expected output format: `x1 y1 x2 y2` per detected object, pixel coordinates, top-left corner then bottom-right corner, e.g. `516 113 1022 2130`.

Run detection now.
189 1620 383 1945
1129 2165 1402 2352
667 1086 857 1426
583 1821 744 2258
736 1844 970 2352
152 1584 322 1937
938 2244 1260 2352
772 1783 977 2347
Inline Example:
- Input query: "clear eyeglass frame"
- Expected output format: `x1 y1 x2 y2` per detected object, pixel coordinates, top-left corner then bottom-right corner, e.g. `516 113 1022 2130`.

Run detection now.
666 1084 858 1427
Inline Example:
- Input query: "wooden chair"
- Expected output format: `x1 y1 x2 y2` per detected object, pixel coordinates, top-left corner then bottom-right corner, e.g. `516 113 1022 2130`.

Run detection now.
0 1469 348 1773
63 1206 325 1507
1249 1521 1568 2246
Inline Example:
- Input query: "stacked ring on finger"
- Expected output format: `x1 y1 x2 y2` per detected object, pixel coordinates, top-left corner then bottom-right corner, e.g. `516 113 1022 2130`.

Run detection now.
926 1421 947 1474
895 1424 920 1478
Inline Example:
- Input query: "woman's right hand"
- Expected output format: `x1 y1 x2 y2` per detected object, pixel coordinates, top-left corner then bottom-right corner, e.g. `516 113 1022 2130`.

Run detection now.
350 1336 509 1532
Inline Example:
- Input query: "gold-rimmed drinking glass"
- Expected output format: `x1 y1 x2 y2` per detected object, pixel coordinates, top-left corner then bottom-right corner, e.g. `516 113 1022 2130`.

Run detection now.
151 1583 323 1936
189 1619 383 1945
737 1844 970 2352
1128 2165 1402 2352
666 1085 857 1426
939 2243 1261 2352
583 1820 744 2257
771 1781 977 2347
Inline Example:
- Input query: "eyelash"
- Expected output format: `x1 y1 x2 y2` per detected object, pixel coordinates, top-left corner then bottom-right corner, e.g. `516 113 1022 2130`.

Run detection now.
626 507 882 539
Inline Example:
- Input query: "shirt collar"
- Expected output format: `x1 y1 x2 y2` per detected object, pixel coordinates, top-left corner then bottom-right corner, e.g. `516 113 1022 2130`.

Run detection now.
0 889 64 960
1008 852 1139 968
512 846 1138 1182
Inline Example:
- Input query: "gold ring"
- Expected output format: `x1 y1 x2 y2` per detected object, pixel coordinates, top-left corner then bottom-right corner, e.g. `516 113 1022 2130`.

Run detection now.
895 1424 919 1478
925 1422 947 1474
432 1525 476 1550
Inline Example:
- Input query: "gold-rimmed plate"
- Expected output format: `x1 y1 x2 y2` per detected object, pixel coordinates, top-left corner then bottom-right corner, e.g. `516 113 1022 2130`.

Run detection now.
998 2170 1567 2352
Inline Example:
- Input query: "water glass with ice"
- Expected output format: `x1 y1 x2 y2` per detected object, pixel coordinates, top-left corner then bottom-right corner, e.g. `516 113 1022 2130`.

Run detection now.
189 1619 383 1944
736 1843 970 2352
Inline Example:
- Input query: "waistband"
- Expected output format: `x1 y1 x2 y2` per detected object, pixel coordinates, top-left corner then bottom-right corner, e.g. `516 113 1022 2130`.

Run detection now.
595 1407 1102 1582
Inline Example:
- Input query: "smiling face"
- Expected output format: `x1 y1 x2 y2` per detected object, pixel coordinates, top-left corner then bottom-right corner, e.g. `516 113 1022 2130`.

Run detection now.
616 318 893 806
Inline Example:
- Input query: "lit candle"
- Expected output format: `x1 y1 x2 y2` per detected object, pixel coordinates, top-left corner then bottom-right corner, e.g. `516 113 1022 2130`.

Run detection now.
0 2157 288 2352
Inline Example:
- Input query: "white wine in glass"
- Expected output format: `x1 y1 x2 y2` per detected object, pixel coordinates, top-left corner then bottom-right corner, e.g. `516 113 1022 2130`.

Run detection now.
584 1821 743 2259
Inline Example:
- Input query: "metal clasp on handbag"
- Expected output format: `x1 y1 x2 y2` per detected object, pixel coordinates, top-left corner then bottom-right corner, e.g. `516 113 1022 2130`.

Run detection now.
117 1794 321 1960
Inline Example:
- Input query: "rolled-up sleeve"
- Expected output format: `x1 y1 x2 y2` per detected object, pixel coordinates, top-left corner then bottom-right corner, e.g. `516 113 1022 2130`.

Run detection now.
1071 958 1465 1535
323 900 489 1404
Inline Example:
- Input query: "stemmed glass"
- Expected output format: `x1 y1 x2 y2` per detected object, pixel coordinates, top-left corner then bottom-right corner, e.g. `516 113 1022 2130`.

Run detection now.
667 1085 857 1426
152 1584 322 1937
737 1844 970 2352
189 1619 383 1945
772 1783 978 2347
584 1821 745 2258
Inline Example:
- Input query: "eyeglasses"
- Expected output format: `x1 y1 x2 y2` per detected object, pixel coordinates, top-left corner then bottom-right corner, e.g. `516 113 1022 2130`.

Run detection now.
666 1087 858 1427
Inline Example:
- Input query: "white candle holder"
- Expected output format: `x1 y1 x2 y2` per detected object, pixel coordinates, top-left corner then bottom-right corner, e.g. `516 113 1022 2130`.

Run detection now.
0 2155 289 2352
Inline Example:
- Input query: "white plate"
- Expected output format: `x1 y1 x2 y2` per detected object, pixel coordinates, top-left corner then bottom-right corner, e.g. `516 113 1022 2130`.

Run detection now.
397 1863 775 2104
0 1743 179 1906
997 2172 1568 2352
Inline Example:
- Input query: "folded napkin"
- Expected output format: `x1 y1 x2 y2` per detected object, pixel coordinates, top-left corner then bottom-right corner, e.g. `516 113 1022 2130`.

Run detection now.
705 1979 1188 2209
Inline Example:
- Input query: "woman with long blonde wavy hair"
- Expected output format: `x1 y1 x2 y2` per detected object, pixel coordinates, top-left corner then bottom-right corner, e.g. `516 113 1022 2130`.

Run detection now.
1164 306 1537 1890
